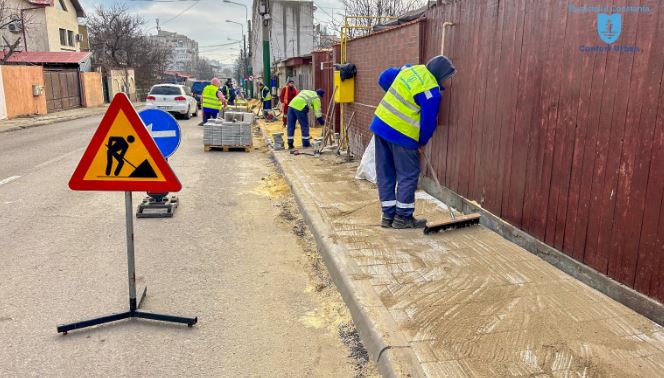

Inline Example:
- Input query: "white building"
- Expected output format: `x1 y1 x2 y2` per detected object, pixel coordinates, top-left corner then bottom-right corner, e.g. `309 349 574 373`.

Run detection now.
0 0 86 53
150 29 199 74
251 0 315 81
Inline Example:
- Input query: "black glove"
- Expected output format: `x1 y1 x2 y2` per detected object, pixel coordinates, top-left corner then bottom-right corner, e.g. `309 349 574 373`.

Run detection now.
317 117 325 126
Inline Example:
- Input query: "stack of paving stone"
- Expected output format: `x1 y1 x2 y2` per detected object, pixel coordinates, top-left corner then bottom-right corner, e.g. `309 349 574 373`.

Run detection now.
220 121 252 146
272 132 285 150
203 119 224 146
224 111 255 124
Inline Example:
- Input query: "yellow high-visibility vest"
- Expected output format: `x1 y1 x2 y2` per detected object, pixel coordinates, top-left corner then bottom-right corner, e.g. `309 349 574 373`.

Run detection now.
261 87 272 101
374 65 438 142
201 85 221 110
289 90 322 118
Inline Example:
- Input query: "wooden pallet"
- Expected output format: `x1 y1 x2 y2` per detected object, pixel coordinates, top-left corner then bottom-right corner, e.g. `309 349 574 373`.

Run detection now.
204 144 252 152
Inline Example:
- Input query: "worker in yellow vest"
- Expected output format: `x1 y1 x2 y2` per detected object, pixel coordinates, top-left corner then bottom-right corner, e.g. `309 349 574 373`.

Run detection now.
371 56 456 229
287 89 325 149
259 82 272 119
200 77 226 125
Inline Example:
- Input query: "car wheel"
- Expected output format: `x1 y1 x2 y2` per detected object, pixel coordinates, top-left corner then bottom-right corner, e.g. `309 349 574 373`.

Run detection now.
193 106 198 117
183 106 191 120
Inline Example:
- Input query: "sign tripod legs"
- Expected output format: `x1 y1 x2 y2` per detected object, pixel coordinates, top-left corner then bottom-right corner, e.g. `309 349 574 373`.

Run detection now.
56 192 197 334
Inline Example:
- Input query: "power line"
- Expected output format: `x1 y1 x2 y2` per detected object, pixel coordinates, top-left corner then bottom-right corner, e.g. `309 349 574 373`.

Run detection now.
145 0 201 31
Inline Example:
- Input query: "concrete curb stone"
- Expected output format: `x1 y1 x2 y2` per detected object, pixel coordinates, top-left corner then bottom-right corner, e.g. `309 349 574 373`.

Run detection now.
261 126 425 377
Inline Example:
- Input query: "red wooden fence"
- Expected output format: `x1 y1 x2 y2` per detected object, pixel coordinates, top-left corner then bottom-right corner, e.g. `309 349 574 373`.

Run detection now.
331 0 664 303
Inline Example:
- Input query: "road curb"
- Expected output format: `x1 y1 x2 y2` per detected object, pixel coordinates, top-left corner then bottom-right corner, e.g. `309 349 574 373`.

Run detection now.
262 126 425 377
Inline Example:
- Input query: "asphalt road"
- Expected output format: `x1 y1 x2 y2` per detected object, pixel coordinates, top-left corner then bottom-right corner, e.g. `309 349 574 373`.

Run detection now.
0 114 360 376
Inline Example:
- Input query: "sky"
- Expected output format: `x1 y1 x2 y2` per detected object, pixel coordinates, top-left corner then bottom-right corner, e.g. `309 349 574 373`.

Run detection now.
78 0 345 63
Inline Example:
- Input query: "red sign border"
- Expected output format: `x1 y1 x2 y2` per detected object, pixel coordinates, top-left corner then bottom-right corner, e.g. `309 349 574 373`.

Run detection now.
68 93 182 192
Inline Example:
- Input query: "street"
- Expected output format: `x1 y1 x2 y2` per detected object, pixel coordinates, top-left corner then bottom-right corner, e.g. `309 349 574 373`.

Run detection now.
0 114 373 376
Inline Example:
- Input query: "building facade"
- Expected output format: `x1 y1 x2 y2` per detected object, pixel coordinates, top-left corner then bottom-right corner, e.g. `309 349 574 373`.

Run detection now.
0 0 86 53
251 0 315 81
150 29 199 74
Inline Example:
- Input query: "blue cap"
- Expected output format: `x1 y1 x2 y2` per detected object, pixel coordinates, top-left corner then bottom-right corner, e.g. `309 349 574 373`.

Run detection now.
316 89 325 97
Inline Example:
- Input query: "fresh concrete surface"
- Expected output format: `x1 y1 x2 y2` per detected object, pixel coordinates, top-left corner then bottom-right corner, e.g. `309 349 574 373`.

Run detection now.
0 114 374 376
270 143 664 377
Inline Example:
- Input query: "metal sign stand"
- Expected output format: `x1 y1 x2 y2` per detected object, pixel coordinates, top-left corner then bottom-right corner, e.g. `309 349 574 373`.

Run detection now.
57 192 197 334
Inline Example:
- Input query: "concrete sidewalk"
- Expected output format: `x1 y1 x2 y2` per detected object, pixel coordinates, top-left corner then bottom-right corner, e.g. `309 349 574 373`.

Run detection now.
270 146 664 376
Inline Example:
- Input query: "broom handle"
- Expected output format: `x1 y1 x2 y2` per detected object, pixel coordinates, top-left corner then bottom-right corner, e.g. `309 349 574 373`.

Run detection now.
423 151 455 220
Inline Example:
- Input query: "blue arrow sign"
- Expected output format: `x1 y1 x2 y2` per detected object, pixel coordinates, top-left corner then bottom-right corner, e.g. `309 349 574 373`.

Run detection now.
139 109 181 158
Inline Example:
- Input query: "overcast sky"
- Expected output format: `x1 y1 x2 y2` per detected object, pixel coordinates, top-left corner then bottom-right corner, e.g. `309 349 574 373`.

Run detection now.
78 0 344 63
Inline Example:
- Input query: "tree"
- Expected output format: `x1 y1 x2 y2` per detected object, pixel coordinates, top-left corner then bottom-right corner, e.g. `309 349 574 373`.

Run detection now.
0 0 36 63
196 57 215 80
86 4 172 95
329 0 426 38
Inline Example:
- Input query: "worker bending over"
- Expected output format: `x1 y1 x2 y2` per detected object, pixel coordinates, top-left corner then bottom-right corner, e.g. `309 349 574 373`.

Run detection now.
287 89 325 149
371 55 456 229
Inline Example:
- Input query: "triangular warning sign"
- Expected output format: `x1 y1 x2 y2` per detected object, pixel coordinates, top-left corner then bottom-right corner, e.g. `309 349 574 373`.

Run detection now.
69 93 182 192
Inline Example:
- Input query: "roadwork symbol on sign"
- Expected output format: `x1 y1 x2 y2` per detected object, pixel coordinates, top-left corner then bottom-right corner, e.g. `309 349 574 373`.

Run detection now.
69 93 182 192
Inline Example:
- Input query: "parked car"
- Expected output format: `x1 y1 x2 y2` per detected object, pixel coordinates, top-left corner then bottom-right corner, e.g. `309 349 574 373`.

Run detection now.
145 84 198 119
191 81 211 109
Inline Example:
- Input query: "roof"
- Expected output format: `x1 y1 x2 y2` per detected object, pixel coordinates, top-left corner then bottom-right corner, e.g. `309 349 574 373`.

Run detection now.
372 6 427 31
281 54 313 67
26 0 86 17
0 51 91 64
70 0 86 17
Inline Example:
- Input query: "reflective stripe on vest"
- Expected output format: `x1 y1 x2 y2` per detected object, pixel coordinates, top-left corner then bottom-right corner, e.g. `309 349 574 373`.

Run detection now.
289 90 322 118
202 85 221 110
374 65 439 142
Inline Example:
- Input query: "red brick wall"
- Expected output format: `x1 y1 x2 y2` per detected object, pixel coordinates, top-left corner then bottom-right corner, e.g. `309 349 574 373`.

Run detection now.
342 21 423 156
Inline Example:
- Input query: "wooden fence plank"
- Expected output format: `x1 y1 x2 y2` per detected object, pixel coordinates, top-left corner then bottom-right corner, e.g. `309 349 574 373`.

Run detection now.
475 0 504 213
521 0 556 234
591 0 640 276
549 0 590 250
608 3 663 286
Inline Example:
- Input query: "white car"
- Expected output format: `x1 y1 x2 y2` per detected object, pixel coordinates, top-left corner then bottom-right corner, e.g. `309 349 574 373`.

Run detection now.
145 84 198 119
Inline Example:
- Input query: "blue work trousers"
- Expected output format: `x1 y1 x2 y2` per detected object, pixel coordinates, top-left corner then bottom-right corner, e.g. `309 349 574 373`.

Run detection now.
202 108 219 123
287 107 311 147
375 135 420 218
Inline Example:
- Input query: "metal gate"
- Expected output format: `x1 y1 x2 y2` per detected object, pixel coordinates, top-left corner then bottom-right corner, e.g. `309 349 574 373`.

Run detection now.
44 69 81 112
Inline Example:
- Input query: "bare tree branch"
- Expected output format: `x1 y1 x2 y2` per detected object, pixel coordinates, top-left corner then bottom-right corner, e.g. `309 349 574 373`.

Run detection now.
326 0 426 38
87 4 173 96
0 0 36 61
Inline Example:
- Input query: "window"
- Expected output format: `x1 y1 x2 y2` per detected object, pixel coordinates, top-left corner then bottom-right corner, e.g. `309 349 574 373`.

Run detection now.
149 86 182 95
67 30 74 46
59 28 66 45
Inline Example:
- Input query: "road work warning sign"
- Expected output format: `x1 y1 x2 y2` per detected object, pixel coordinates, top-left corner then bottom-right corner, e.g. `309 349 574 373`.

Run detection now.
69 93 182 192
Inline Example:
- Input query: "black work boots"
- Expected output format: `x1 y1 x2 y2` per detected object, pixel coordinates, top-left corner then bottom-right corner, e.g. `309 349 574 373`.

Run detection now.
391 215 427 229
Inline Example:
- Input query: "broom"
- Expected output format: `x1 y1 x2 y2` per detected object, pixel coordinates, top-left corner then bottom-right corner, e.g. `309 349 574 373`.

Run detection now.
422 151 481 234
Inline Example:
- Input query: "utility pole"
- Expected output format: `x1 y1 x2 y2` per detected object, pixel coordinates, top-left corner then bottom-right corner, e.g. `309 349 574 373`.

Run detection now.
247 20 253 98
259 0 270 95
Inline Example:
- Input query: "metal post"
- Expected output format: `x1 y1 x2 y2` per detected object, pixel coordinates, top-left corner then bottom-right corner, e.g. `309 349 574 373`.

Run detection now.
56 191 197 334
262 16 270 93
245 20 254 98
125 191 137 311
